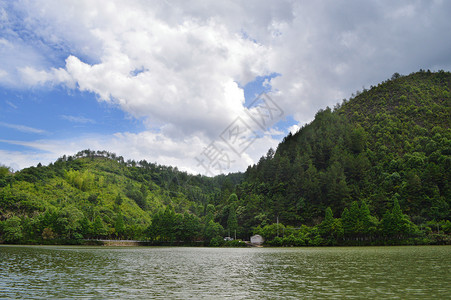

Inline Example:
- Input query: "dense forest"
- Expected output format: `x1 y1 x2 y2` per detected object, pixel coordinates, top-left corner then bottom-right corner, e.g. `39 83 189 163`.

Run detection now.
1 70 450 246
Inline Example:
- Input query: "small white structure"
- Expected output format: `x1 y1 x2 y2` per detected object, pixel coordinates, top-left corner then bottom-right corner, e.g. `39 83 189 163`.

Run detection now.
250 234 264 245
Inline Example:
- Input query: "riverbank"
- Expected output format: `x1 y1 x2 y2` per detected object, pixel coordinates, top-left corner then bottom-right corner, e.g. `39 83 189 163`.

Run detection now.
0 239 250 247
2 235 450 247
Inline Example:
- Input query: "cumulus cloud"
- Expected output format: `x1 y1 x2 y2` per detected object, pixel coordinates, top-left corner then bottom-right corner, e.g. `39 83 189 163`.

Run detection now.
1 0 451 173
265 0 451 125
14 1 272 140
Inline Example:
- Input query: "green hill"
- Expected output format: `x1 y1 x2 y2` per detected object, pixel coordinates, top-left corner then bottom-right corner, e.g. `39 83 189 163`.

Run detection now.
0 150 241 244
235 70 450 244
1 70 450 245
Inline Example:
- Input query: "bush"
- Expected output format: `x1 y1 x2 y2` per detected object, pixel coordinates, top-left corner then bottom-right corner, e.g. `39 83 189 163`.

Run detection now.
282 234 306 246
209 236 224 247
268 236 283 246
223 239 246 247
1 216 23 243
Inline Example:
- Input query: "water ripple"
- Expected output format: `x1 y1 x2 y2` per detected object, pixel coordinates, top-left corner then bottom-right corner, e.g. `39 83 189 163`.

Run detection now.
0 245 450 299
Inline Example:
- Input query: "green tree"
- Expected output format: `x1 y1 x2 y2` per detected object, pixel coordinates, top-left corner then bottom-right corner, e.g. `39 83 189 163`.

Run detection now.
227 204 238 237
204 204 215 223
319 207 343 244
114 214 126 238
1 216 23 243
341 207 353 238
92 215 108 239
319 207 334 237
381 198 418 239
0 165 11 187
204 220 224 243
228 193 238 204
78 217 92 238
115 193 123 207
56 205 84 239
178 212 201 242
360 201 378 236
148 206 178 242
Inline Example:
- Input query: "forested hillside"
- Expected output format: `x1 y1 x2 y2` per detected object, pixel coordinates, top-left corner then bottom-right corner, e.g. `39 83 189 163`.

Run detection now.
0 150 241 245
234 70 450 244
1 70 450 246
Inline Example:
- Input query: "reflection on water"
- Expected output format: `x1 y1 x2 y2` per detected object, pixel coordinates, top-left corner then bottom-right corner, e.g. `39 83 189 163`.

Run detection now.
1 245 450 298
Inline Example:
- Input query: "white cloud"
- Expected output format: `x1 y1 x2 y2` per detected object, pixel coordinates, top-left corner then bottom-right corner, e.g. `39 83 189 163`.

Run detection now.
13 2 272 140
0 150 49 172
0 122 47 134
288 124 300 135
0 126 281 174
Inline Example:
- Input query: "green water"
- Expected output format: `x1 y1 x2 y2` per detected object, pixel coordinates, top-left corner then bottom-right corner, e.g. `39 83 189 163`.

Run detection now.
0 245 450 299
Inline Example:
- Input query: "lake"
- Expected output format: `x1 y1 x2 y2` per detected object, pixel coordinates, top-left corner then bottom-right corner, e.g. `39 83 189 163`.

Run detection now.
1 245 450 299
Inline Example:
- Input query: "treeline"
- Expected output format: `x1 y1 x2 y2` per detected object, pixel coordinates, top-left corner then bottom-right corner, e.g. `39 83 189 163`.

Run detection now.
145 201 244 246
0 188 243 246
255 199 451 246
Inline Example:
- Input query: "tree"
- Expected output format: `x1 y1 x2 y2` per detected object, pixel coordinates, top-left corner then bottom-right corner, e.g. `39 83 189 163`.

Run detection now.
258 222 286 240
360 201 378 237
381 198 418 239
148 207 178 242
92 215 108 239
0 165 11 187
341 207 353 238
42 227 56 240
1 216 23 243
349 201 362 236
178 212 201 242
78 217 92 238
319 207 334 237
114 214 126 238
204 204 215 223
115 193 123 207
391 72 401 80
57 206 84 239
319 207 343 244
227 193 238 204
204 220 224 243
0 165 11 177
227 204 238 237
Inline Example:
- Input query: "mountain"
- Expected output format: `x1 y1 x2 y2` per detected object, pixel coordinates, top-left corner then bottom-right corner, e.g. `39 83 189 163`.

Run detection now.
1 70 450 245
237 70 450 229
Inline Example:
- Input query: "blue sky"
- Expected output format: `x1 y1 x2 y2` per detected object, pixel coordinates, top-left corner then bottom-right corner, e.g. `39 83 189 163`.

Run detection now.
1 0 451 174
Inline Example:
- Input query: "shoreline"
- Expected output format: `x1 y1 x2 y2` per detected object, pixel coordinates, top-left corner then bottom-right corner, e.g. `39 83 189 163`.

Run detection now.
1 238 450 247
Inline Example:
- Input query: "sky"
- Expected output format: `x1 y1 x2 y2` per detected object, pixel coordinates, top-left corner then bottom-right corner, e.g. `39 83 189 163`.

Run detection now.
1 0 450 175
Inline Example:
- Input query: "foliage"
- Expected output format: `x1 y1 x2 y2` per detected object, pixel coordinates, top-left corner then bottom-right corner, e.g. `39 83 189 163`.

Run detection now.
236 71 450 239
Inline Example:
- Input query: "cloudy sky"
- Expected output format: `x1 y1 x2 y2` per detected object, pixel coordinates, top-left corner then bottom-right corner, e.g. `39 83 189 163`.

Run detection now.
1 0 450 174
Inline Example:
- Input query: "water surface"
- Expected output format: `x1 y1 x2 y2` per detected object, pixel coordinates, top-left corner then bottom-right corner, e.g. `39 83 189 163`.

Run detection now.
1 245 450 298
